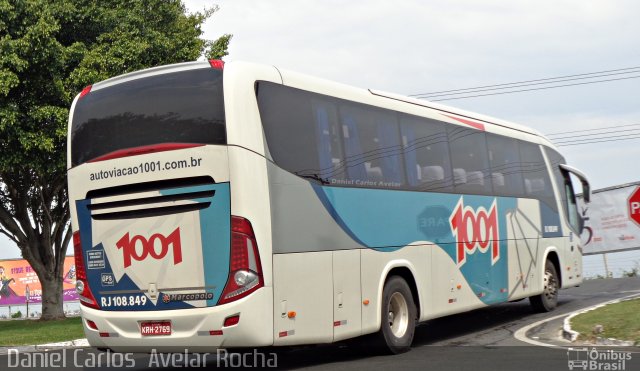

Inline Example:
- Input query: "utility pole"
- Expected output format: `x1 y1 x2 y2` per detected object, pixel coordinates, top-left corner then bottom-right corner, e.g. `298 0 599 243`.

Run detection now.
25 284 30 318
602 253 611 278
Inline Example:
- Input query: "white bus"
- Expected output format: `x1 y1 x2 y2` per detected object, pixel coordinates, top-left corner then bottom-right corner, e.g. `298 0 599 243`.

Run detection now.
67 60 590 353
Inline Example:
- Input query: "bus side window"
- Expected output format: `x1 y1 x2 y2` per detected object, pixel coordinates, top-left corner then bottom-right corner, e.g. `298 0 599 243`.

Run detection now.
257 82 321 179
448 127 492 195
340 111 368 182
339 104 405 188
375 114 404 185
519 141 556 210
400 114 452 192
312 100 345 182
487 134 525 197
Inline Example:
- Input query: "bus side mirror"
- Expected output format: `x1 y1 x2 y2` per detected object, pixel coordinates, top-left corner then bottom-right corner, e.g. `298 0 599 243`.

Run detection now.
581 182 591 204
559 164 591 203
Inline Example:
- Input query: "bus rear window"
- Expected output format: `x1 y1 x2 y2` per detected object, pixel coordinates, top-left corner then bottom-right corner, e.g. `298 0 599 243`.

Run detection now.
70 67 225 166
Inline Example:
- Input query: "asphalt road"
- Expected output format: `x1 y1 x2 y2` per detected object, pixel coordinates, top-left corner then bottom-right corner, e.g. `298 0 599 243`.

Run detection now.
1 277 639 371
269 277 640 370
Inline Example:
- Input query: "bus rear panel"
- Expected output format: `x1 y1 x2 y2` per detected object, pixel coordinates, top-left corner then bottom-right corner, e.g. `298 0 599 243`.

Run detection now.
67 61 271 351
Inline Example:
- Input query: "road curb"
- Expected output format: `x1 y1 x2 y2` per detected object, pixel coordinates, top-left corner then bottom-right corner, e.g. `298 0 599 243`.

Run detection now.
0 338 89 355
35 338 89 350
562 293 640 346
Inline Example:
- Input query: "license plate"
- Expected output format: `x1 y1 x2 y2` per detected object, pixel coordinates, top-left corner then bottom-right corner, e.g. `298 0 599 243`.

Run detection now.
140 321 172 336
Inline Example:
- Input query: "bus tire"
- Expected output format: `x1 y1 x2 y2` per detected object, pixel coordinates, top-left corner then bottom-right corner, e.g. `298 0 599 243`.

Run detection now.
376 276 416 354
530 260 559 312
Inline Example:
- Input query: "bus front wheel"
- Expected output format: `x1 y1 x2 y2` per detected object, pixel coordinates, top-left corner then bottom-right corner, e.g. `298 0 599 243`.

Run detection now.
530 260 559 312
376 276 416 354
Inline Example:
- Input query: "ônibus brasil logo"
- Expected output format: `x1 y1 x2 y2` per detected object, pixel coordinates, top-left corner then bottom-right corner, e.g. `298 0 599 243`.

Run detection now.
116 228 183 268
450 198 499 267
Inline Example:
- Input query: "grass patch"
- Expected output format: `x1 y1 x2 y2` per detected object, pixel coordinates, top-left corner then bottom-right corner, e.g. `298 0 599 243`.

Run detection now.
0 317 85 346
571 298 640 344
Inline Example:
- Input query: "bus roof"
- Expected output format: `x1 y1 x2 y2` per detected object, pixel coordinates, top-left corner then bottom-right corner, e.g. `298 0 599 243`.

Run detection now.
74 59 558 151
270 63 556 150
368 89 544 137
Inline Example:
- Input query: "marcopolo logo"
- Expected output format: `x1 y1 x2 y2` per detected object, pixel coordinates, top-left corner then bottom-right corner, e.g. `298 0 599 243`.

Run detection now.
162 292 214 303
116 228 183 268
450 198 499 267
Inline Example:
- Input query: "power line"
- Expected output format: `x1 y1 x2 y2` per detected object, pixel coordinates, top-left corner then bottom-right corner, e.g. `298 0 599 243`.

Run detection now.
544 123 640 147
404 66 640 145
549 127 640 140
555 135 640 147
546 123 640 137
409 65 640 98
554 132 640 145
413 68 640 99
428 75 640 102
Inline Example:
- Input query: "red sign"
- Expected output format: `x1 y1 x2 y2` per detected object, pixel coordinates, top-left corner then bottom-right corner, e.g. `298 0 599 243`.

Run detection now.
450 198 499 267
116 228 183 268
628 186 640 227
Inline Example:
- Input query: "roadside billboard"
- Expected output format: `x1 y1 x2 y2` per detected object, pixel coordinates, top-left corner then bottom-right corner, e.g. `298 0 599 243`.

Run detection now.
0 256 78 306
579 182 640 255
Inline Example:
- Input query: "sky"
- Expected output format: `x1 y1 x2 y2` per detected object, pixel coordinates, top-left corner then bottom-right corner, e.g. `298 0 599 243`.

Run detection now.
2 1 640 275
180 0 640 276
183 0 640 191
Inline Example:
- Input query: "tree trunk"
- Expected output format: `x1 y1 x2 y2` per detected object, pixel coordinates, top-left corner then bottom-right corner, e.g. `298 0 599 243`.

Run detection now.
39 273 65 320
13 228 70 321
1 177 71 321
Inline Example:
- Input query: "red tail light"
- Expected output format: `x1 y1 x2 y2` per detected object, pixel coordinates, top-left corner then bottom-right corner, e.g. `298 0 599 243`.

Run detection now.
73 231 100 309
209 60 225 70
223 315 240 327
218 216 264 305
79 85 92 99
86 320 98 330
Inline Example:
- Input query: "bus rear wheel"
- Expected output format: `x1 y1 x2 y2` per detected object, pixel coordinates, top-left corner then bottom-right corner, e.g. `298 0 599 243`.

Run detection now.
530 260 559 312
375 276 416 354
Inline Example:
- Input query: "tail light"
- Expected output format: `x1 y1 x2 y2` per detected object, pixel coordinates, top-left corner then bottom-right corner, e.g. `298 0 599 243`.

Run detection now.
218 216 264 305
73 231 100 309
86 320 98 330
209 60 224 70
79 85 92 99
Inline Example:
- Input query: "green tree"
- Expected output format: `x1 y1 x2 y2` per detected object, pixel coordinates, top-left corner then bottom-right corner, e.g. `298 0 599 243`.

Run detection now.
0 0 230 320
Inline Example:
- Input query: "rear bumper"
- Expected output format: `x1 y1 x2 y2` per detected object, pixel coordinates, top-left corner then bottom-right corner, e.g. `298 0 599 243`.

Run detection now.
81 287 273 352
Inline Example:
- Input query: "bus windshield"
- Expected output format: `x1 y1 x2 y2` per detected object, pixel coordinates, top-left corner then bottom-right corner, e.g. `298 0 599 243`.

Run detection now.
70 67 226 167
